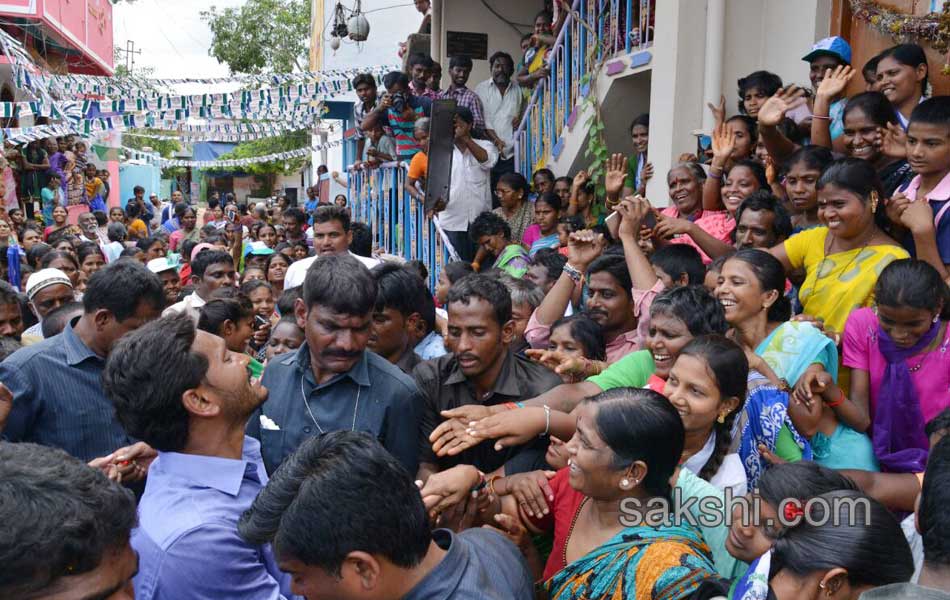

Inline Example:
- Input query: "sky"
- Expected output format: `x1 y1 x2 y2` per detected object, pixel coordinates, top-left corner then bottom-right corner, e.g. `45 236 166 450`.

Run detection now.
111 0 419 81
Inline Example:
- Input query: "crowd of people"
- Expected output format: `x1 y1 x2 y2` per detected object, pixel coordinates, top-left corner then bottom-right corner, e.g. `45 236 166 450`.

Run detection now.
2 7 950 600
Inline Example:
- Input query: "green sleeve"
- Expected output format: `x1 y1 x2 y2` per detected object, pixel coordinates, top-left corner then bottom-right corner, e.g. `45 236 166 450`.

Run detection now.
586 350 655 391
774 424 804 462
623 154 637 190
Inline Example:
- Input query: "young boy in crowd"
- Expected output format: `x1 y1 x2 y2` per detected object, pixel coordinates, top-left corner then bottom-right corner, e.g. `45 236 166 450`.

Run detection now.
889 97 950 278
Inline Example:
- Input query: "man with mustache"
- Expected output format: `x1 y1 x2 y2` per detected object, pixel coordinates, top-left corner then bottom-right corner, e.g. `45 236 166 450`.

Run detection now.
248 254 424 476
413 274 560 483
524 232 641 364
476 51 523 197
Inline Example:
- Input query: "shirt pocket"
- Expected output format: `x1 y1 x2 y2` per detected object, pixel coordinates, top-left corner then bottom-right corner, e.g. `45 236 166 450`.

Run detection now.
258 429 286 475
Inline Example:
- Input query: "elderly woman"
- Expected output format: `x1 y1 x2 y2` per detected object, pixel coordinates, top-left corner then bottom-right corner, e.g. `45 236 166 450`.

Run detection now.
420 388 720 599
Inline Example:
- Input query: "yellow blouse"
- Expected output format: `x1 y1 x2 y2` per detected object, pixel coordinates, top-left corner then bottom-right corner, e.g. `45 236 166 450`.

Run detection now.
784 226 908 335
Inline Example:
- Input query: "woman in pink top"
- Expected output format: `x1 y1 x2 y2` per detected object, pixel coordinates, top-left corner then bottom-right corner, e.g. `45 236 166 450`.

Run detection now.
841 259 950 473
649 162 736 263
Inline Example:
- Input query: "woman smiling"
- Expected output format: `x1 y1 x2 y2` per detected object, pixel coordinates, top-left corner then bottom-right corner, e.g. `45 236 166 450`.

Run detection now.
718 249 877 482
771 158 908 339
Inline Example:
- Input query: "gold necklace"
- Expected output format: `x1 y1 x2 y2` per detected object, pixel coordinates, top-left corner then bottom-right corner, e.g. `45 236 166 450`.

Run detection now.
820 228 874 280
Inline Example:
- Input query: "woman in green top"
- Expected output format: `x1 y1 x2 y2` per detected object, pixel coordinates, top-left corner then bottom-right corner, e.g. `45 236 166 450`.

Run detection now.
470 211 528 279
445 286 729 450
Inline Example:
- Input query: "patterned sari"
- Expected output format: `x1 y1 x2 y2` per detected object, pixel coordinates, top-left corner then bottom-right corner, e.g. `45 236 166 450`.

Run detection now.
544 522 718 600
493 244 529 278
738 373 812 490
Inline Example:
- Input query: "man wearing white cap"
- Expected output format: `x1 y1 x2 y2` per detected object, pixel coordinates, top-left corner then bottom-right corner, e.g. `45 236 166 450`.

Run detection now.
147 256 182 309
801 36 853 144
21 268 74 339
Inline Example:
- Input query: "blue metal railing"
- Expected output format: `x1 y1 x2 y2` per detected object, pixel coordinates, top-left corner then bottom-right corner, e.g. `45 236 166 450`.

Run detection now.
348 162 449 289
514 0 653 176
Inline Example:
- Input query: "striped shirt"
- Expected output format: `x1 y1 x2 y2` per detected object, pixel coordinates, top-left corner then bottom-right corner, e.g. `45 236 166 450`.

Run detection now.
0 321 133 461
381 95 432 160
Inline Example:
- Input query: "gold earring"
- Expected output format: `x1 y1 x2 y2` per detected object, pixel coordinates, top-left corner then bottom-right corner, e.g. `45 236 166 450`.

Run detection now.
717 413 726 424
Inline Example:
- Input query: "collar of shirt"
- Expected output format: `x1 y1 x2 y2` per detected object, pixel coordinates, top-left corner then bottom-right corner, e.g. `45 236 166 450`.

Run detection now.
404 530 468 598
905 170 950 202
63 320 101 366
606 328 641 359
444 350 522 397
152 437 264 496
283 343 372 388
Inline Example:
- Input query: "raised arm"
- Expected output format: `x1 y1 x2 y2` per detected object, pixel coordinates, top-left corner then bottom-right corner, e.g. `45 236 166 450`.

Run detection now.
757 86 807 165
702 124 735 211
811 66 854 150
615 196 658 291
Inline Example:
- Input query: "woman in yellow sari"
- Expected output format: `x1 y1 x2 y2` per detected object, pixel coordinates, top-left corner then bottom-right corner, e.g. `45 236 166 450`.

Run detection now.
771 158 908 339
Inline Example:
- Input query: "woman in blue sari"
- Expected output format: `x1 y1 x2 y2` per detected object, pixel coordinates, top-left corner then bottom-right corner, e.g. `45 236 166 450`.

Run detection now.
715 250 877 487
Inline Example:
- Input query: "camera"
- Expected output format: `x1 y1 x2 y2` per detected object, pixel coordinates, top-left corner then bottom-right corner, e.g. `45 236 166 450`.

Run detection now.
391 92 407 113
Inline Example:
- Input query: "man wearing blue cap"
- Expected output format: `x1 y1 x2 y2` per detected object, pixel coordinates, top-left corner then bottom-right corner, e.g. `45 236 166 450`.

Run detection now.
804 36 853 143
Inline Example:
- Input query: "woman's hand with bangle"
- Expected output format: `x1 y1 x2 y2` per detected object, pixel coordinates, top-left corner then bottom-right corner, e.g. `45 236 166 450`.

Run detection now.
502 470 557 518
466 406 548 451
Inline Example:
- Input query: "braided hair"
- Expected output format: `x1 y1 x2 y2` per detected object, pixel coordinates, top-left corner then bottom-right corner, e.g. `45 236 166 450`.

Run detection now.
678 335 748 482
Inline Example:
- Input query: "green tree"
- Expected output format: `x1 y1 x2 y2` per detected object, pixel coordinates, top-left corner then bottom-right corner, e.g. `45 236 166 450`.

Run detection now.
122 129 181 159
201 0 311 74
212 129 311 195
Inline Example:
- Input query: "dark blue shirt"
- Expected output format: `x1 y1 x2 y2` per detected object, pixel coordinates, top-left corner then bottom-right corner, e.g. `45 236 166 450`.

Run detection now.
0 323 133 461
247 344 424 475
405 529 533 599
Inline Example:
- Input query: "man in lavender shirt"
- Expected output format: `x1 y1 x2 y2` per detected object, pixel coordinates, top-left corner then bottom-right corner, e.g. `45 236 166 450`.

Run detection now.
102 313 298 600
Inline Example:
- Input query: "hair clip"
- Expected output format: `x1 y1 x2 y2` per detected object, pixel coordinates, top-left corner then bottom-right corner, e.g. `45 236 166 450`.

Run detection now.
783 500 805 522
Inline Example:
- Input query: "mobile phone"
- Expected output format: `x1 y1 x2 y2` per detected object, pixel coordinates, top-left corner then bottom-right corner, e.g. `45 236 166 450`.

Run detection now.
254 315 269 330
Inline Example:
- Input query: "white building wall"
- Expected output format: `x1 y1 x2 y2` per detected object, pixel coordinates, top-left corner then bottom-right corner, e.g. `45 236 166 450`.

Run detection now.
435 1 540 88
647 0 832 203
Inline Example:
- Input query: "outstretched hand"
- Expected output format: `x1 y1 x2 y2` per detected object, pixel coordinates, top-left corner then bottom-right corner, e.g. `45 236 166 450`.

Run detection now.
604 153 627 201
816 65 855 99
757 86 806 127
567 229 606 269
707 94 726 127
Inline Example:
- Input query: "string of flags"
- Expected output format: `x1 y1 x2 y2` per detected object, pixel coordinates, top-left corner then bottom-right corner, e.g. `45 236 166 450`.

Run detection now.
122 137 345 169
0 24 394 169
44 64 396 97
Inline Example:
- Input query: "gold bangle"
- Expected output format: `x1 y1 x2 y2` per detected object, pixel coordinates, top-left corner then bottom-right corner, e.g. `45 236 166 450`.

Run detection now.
488 474 503 497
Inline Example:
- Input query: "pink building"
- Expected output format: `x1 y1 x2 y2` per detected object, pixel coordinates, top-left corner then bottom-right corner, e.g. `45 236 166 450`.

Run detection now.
0 0 113 77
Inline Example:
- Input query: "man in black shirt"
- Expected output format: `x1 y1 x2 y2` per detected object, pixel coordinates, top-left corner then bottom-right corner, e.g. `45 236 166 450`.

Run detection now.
413 274 559 482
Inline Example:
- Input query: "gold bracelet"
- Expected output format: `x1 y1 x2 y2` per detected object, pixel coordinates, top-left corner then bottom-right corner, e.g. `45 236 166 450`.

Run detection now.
488 474 503 497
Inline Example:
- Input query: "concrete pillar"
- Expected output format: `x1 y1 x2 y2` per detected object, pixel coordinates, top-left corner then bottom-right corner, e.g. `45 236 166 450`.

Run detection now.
430 0 442 70
702 0 724 132
645 0 709 205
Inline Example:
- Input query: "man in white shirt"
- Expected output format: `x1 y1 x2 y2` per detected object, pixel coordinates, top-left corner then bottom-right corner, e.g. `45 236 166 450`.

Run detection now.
284 205 380 289
162 249 236 321
475 51 523 198
436 106 498 262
